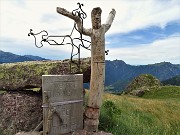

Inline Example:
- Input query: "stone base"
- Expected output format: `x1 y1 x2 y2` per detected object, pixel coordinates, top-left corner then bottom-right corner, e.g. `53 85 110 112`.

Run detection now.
71 130 112 135
15 131 43 135
84 118 99 132
15 130 112 135
85 107 100 119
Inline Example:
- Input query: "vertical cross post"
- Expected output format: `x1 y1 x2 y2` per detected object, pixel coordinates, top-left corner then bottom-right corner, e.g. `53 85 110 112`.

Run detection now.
57 4 116 132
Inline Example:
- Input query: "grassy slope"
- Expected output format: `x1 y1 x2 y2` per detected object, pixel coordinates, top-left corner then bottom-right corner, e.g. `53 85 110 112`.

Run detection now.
0 60 90 90
143 86 180 99
99 86 180 135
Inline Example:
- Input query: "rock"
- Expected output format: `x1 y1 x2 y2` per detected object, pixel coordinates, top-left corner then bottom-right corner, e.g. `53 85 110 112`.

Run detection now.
15 130 112 135
15 131 43 135
0 59 91 90
84 118 99 132
130 89 145 97
64 130 113 135
0 91 42 135
85 107 100 119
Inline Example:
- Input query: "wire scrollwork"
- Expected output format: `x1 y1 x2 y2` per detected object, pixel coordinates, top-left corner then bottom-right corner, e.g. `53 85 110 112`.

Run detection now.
28 3 91 74
72 3 87 20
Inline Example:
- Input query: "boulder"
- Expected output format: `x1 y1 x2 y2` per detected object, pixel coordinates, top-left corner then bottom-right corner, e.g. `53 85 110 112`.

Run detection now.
130 89 145 97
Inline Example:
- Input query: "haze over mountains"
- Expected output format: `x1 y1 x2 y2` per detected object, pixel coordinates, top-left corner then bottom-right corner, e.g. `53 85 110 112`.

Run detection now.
1 50 180 92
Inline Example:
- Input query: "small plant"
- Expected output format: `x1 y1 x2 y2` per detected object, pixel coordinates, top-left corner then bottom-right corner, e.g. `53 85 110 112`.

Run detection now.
99 100 121 131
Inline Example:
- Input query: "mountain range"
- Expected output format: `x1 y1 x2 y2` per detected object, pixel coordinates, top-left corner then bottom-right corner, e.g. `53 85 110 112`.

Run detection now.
1 50 180 92
105 60 180 92
0 50 47 63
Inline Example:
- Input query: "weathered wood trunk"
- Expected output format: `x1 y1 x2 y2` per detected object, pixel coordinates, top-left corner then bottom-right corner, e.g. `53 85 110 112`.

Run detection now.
84 7 116 132
57 5 116 132
84 24 106 131
88 27 106 108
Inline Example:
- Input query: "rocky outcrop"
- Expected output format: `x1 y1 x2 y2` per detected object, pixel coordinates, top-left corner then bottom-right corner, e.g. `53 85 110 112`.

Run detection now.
0 91 42 135
0 59 91 90
126 74 160 96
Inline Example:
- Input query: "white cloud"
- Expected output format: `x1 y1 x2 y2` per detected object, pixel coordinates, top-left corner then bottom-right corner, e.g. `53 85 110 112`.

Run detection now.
1 0 180 39
0 0 180 64
109 0 180 34
106 35 180 65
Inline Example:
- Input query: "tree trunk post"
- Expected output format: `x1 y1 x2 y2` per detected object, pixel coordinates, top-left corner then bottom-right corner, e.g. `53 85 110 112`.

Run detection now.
57 5 116 132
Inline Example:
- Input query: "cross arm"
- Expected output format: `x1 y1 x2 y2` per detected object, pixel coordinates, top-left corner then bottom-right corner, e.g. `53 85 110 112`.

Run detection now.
56 7 92 36
104 8 116 33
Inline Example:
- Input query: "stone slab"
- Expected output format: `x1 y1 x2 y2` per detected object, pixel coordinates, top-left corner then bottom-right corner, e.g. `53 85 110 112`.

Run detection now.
42 74 83 135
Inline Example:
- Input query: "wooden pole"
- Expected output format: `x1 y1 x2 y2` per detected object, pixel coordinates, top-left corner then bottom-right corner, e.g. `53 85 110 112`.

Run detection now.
84 7 116 132
57 6 116 132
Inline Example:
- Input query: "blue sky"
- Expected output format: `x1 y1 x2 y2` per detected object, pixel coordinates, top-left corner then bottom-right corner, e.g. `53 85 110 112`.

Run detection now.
107 21 180 47
0 0 180 65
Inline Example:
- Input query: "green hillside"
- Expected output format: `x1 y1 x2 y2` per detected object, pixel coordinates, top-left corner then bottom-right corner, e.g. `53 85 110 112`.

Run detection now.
142 86 180 99
162 75 180 86
0 60 90 90
99 86 180 135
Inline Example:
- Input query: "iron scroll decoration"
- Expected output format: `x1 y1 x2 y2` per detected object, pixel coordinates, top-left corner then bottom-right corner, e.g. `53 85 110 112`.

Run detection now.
28 3 109 73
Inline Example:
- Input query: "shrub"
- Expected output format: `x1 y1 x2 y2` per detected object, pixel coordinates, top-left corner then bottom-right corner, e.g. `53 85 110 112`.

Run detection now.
99 100 121 130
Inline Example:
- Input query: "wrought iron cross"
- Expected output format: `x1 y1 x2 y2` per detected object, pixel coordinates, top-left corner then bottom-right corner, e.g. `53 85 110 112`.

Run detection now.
28 3 91 73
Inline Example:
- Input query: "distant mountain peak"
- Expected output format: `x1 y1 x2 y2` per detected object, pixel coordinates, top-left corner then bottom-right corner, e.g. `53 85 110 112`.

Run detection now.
23 55 48 61
107 59 127 65
149 61 173 66
113 59 126 63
